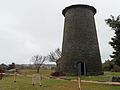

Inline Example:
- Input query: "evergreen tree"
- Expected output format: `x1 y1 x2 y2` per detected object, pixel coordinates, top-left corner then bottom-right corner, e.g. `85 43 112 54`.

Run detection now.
105 15 120 66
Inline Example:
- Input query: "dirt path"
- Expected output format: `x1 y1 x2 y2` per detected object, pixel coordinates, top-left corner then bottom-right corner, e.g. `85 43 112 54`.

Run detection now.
75 80 120 86
52 76 120 86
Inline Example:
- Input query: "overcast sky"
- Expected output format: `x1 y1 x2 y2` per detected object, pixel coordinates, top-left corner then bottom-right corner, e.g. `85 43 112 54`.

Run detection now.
0 0 120 64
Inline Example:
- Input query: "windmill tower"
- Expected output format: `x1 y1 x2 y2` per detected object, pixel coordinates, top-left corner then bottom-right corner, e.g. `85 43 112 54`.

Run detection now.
58 4 103 75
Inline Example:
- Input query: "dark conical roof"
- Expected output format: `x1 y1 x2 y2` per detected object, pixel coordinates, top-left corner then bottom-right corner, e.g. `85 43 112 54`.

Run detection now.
62 4 96 16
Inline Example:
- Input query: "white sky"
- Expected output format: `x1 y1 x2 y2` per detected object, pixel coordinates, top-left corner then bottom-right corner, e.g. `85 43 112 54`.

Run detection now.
0 0 120 64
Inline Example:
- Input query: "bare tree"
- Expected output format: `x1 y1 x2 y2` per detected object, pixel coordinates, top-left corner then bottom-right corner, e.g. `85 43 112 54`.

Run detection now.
31 55 46 73
48 48 61 62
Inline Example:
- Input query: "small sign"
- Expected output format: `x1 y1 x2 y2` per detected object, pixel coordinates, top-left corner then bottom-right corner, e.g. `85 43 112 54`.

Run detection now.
32 74 42 86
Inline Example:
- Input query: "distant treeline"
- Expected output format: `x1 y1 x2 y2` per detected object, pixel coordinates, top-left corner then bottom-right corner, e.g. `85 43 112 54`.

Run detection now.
0 63 56 71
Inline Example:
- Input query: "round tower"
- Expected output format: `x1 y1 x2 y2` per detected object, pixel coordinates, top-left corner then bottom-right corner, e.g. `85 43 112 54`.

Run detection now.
59 4 103 75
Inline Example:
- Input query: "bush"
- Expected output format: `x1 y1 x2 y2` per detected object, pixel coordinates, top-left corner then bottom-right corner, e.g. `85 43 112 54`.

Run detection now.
111 76 120 82
51 71 65 77
7 63 15 70
102 59 114 71
111 65 120 72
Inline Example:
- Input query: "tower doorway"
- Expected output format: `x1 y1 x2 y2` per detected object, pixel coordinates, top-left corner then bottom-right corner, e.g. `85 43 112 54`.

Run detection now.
77 62 86 75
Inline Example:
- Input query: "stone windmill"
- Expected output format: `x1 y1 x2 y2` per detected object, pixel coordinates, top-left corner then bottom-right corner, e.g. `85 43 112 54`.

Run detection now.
57 4 103 76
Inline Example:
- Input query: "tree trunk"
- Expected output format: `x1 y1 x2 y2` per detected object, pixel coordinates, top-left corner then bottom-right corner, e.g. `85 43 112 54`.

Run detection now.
37 67 40 73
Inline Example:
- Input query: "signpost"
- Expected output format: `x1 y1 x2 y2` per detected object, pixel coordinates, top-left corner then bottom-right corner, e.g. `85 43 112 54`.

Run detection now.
77 63 82 90
14 72 17 82
78 75 81 90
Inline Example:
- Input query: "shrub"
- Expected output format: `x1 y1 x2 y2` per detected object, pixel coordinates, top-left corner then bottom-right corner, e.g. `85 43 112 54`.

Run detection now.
111 65 120 72
51 71 65 77
111 76 120 82
102 59 114 71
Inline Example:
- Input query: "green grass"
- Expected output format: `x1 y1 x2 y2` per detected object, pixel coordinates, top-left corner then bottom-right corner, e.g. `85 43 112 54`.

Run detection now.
61 72 120 82
0 75 120 90
19 69 120 82
114 86 120 90
81 72 112 82
110 71 120 76
0 69 120 90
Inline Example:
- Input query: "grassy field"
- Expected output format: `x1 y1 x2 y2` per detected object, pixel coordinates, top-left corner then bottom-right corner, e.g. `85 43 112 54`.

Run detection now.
0 69 120 90
0 75 120 90
59 71 120 82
